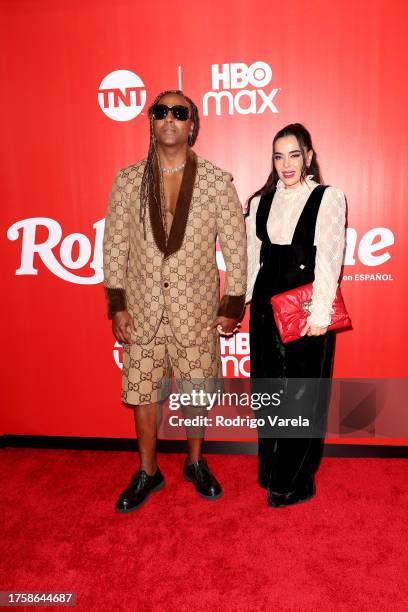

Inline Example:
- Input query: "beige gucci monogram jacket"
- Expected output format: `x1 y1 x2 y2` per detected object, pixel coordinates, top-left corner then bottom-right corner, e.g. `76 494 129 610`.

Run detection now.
103 150 247 347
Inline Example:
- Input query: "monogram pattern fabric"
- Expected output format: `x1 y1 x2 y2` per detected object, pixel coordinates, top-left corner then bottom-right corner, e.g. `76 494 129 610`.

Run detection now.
121 311 221 406
103 156 247 347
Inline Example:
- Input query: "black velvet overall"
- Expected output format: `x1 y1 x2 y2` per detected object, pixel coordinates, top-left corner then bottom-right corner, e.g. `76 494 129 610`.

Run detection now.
249 185 335 493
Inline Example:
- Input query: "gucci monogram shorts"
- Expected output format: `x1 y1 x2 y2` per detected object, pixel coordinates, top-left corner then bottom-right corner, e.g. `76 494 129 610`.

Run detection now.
121 310 221 406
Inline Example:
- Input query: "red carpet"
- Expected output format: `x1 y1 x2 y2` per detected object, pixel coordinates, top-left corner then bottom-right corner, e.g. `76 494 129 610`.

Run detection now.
1 449 408 611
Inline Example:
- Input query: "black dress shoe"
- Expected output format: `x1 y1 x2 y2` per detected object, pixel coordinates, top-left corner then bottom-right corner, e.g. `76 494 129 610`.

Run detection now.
267 477 316 508
115 468 164 513
183 459 222 500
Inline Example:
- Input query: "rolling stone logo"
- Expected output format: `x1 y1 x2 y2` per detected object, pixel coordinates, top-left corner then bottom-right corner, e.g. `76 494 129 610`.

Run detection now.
98 69 146 121
6 218 396 375
7 218 395 285
6 218 227 284
202 61 280 116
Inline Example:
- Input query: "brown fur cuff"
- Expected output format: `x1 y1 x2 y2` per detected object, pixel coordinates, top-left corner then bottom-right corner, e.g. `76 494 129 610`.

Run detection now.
104 287 127 319
217 294 245 319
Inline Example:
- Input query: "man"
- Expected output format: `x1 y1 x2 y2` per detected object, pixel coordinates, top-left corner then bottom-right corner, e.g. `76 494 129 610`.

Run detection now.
103 89 247 513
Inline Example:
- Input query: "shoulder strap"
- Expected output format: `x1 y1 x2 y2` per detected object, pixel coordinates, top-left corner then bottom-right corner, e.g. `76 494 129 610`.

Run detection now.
291 185 329 246
255 190 276 242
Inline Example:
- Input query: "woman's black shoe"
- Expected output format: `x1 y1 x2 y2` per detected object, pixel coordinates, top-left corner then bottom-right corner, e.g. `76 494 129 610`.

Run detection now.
183 459 222 500
267 477 316 508
258 474 269 489
115 468 164 513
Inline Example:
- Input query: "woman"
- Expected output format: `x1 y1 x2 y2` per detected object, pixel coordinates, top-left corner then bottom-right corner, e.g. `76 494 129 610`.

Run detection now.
246 123 346 507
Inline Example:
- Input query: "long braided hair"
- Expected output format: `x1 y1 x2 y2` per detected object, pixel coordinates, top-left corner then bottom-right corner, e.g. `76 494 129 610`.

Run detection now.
139 90 200 238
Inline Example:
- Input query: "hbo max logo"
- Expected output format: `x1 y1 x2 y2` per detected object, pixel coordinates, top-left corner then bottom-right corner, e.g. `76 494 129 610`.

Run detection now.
203 61 280 116
98 69 147 121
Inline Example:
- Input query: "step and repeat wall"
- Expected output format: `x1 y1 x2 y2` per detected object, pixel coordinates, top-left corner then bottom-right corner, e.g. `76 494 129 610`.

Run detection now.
2 0 407 442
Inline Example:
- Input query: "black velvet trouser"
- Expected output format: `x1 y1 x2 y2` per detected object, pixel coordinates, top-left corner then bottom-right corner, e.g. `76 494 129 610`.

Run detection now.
250 299 335 492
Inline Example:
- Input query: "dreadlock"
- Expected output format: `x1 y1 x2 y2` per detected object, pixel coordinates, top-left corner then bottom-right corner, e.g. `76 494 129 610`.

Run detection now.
139 90 200 239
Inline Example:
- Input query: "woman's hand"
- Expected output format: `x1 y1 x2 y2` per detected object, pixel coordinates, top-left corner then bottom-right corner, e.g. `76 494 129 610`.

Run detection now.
300 322 328 337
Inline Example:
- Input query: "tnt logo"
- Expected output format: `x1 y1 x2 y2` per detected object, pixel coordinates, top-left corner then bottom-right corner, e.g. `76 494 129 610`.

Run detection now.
203 61 280 116
98 69 146 122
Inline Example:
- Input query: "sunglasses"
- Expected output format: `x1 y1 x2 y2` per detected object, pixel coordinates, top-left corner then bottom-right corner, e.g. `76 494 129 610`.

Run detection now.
151 104 190 121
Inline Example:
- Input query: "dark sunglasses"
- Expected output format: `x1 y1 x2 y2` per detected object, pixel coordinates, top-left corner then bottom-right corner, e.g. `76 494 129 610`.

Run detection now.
151 104 190 121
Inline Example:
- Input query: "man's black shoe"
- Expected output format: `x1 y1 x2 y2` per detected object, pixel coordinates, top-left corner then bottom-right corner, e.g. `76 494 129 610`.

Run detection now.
115 468 164 513
183 458 222 500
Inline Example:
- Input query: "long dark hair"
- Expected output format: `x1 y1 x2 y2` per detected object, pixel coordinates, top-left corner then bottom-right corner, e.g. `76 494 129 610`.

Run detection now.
139 90 200 238
247 123 323 208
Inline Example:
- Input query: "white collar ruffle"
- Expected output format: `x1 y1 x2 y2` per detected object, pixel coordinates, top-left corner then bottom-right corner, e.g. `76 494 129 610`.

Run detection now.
276 175 317 194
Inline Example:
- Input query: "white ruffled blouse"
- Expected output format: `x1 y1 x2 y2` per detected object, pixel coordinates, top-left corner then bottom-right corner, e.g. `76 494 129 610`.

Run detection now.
245 176 346 328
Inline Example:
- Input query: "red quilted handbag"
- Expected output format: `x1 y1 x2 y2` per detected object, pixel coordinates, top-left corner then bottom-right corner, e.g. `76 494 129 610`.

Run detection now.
270 283 352 343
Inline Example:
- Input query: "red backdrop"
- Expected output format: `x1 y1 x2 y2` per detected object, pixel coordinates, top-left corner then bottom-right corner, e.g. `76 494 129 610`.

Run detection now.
1 0 407 441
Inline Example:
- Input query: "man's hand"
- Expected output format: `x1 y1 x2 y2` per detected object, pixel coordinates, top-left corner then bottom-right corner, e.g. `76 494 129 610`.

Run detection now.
300 322 328 337
207 316 240 336
112 311 136 344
